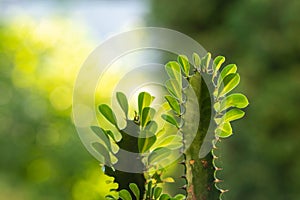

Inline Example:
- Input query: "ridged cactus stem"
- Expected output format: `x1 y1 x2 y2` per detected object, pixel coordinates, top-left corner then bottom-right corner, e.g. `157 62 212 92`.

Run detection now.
185 72 220 200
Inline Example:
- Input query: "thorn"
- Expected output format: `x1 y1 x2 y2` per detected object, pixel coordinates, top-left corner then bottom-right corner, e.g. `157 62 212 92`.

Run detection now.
213 155 219 159
179 185 187 190
180 175 187 179
189 159 195 165
214 179 224 183
178 161 185 165
207 186 211 191
201 160 208 168
215 167 223 171
220 189 229 193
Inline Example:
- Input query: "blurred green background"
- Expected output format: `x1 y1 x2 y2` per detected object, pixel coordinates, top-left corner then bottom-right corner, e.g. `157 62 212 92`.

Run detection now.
0 0 299 200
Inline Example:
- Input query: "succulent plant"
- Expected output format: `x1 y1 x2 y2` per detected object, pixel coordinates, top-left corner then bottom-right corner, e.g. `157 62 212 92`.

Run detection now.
91 53 249 200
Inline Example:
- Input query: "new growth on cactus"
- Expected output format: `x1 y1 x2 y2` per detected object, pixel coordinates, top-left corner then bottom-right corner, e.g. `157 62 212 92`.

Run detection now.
91 53 249 200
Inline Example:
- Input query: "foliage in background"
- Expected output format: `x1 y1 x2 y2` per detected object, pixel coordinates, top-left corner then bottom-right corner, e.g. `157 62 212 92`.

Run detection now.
0 17 113 200
148 0 300 199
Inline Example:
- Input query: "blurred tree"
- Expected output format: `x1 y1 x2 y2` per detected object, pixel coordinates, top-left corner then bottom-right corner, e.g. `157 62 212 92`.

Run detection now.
0 17 114 200
148 0 300 199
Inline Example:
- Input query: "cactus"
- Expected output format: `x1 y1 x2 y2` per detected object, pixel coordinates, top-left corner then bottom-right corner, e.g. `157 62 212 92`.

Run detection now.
92 53 248 200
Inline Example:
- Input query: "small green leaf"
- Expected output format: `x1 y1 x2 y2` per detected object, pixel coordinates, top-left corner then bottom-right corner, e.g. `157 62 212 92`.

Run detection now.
105 195 117 200
129 183 140 200
119 189 132 200
154 135 182 149
91 142 112 166
213 102 221 112
165 79 182 101
147 181 153 198
91 126 112 152
192 52 201 70
218 73 240 97
178 55 190 77
174 194 186 200
165 95 181 115
138 133 156 153
138 92 154 115
144 121 158 134
148 147 172 165
163 177 175 183
99 104 118 127
213 56 225 73
141 107 156 127
116 92 129 117
160 194 171 200
215 122 233 138
165 61 182 84
161 114 179 128
201 52 211 73
218 64 237 86
222 108 245 123
219 93 249 111
105 129 117 142
153 187 163 199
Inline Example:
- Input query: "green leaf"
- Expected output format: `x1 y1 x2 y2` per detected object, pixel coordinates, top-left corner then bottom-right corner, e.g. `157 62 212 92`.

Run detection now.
105 129 117 142
148 147 172 165
147 181 153 198
218 73 240 97
213 102 221 112
222 108 245 123
174 194 186 200
163 177 175 183
138 92 154 115
105 195 117 200
192 52 201 70
129 183 140 200
119 189 132 200
165 79 182 101
218 64 237 86
99 104 118 127
154 135 182 149
90 126 112 152
215 122 233 138
144 120 158 133
116 92 129 117
219 93 249 112
160 194 171 200
178 55 190 77
165 95 181 115
153 187 163 199
141 107 156 127
91 142 112 166
201 52 211 73
165 61 182 84
138 133 156 153
213 56 225 73
161 114 179 128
